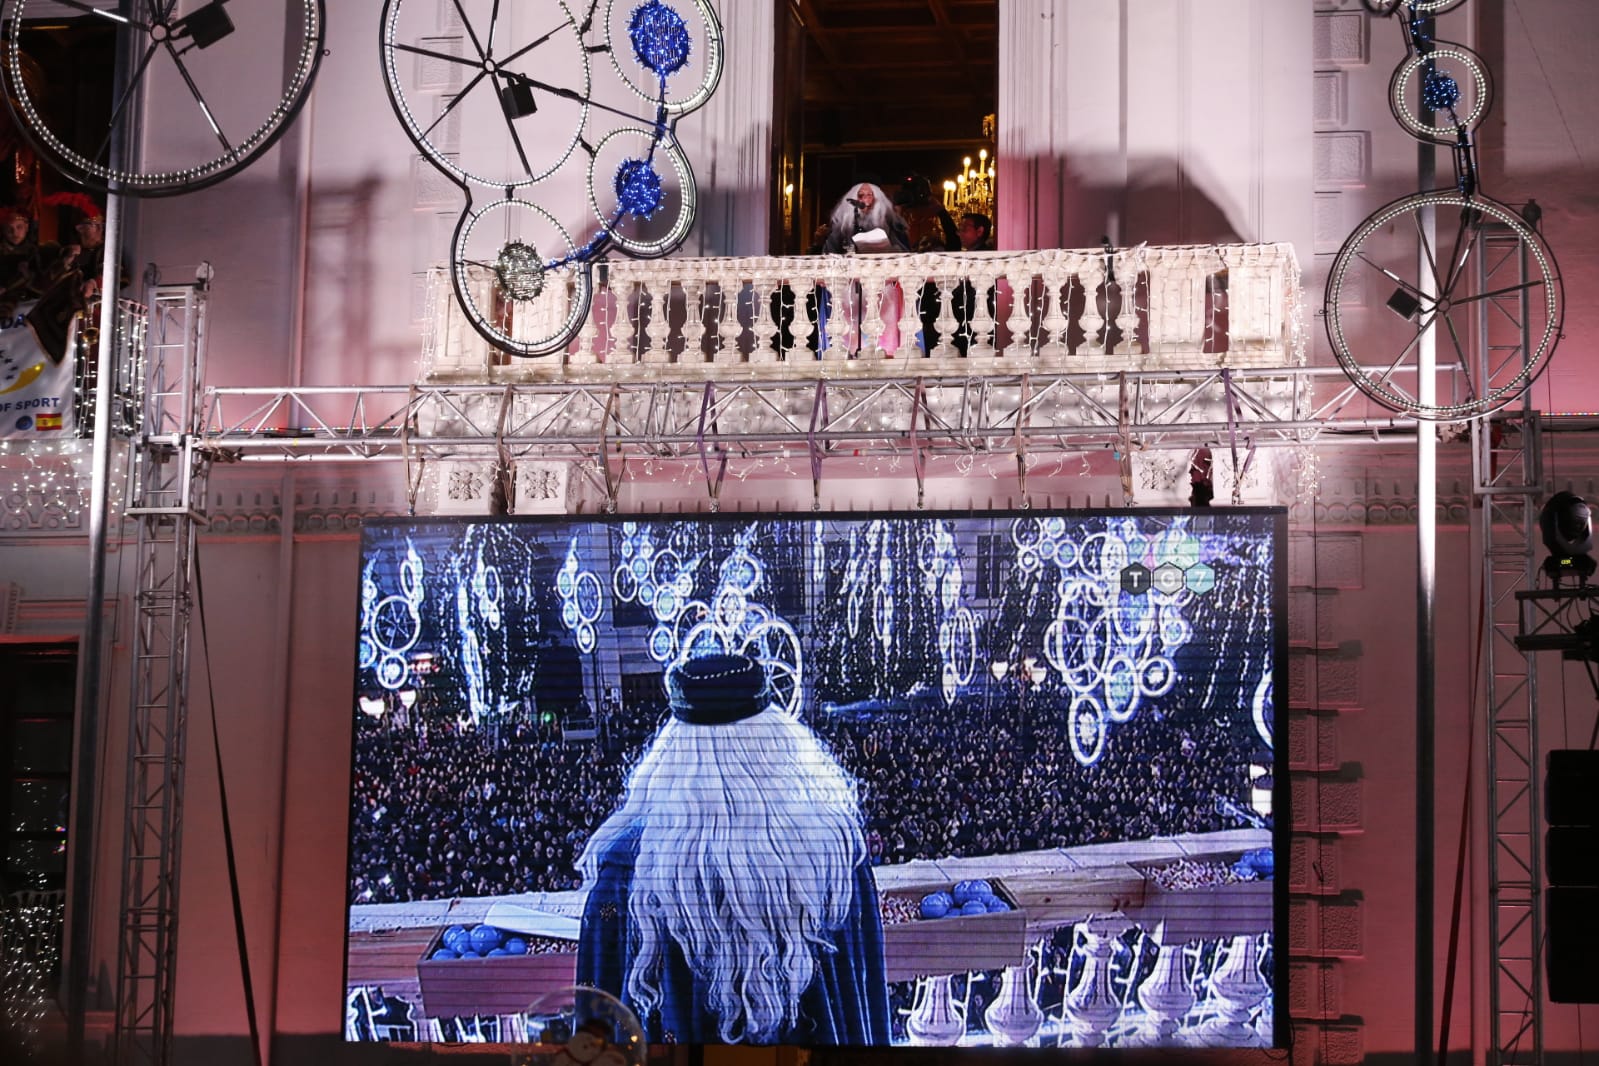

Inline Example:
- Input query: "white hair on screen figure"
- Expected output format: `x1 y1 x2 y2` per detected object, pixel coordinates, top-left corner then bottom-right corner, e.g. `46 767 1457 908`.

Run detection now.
828 183 897 240
577 707 867 1043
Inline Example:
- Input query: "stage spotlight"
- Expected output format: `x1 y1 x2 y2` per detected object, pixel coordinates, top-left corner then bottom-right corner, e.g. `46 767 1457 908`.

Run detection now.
182 1 236 49
499 79 538 119
1540 491 1596 584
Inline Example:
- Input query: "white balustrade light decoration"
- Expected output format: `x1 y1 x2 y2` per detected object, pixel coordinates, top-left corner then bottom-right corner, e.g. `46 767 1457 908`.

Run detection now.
422 243 1303 379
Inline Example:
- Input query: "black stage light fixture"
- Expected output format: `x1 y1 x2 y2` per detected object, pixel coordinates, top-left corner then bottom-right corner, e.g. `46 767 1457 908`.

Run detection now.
1386 288 1422 320
183 2 236 50
1541 491 1596 585
500 79 538 120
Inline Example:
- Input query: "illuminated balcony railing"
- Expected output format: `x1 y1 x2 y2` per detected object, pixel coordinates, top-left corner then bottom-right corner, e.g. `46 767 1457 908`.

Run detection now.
423 243 1304 380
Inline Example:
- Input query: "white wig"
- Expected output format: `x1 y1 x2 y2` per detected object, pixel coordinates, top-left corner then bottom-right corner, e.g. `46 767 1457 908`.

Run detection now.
578 708 867 1043
828 183 897 238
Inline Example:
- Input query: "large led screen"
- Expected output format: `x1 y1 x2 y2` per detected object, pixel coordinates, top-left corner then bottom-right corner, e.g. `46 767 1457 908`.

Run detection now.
344 509 1286 1049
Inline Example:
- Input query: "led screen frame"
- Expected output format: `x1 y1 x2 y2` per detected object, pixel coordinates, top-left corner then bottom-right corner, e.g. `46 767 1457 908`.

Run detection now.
343 508 1289 1049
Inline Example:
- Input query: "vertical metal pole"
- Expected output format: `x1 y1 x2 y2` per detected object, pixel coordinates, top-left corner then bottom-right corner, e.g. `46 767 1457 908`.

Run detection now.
66 0 135 1045
1415 17 1438 1064
66 192 124 1060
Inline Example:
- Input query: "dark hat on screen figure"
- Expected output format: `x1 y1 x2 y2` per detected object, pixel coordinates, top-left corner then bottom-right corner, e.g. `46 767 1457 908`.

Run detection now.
665 653 768 725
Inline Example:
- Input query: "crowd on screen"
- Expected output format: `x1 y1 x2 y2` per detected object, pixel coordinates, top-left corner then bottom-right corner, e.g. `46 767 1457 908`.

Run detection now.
348 688 1257 905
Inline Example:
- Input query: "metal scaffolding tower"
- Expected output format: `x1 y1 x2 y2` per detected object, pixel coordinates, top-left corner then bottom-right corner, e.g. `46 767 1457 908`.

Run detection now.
1472 225 1547 1066
114 271 211 1066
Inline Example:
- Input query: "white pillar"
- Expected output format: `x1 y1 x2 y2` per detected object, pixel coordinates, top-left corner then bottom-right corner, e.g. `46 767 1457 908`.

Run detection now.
673 1 775 257
999 0 1312 258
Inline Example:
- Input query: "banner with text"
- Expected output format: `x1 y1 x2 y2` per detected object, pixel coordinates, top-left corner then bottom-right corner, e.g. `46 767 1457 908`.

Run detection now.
0 298 76 440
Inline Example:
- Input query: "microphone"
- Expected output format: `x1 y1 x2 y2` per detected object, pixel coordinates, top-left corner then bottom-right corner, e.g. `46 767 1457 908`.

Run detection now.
846 197 866 210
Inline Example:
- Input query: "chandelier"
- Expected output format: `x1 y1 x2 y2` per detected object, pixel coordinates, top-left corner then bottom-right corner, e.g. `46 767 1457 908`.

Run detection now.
943 147 996 220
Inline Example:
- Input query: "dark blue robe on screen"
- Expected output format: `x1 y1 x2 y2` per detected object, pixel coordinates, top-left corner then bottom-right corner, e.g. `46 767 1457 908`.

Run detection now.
576 825 892 1045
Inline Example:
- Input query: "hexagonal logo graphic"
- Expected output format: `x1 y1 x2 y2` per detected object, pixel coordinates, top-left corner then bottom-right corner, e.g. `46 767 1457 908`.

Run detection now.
1152 563 1185 594
1120 563 1152 595
1185 562 1217 594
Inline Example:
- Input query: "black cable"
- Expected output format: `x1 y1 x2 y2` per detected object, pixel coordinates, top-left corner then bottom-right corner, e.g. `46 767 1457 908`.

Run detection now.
191 543 266 1066
1584 655 1599 749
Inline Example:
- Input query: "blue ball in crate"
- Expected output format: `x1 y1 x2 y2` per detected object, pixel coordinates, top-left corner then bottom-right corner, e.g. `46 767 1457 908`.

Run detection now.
985 896 1010 913
919 892 953 919
487 948 510 957
1239 847 1275 878
953 879 993 905
960 899 989 917
441 924 470 953
504 938 529 956
431 948 459 960
469 924 503 954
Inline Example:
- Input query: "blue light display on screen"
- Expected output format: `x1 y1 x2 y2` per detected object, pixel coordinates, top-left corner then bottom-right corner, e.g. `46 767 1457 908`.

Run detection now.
345 509 1285 1050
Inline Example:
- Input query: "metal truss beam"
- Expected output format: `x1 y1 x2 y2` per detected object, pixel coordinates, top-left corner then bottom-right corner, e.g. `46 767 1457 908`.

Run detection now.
198 364 1429 465
1472 222 1545 1066
115 275 210 1066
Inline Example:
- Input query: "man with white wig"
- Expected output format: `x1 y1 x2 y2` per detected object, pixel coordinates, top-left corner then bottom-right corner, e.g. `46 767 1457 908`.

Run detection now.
576 653 891 1045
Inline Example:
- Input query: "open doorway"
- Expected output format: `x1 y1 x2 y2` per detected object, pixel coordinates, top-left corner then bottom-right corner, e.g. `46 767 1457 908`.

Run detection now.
771 0 998 254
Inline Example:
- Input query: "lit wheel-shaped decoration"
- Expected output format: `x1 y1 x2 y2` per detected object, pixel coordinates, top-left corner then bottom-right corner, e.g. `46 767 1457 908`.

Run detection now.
741 619 803 718
451 198 593 356
676 619 728 661
1069 696 1107 767
612 562 639 603
575 622 597 654
1102 655 1140 723
602 0 722 114
1361 0 1468 13
1140 656 1178 698
587 127 697 257
380 0 722 357
649 548 682 587
2 0 323 196
372 596 420 656
376 654 409 690
1324 191 1562 420
673 600 710 653
572 570 604 625
944 607 978 686
1388 41 1492 145
1253 669 1275 750
380 0 588 190
1159 614 1192 648
712 587 747 633
652 584 680 622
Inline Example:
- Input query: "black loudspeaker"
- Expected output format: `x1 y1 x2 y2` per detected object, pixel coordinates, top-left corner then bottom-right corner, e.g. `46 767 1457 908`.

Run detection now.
1547 887 1599 1003
1546 750 1599 826
1546 751 1599 1003
1547 827 1599 886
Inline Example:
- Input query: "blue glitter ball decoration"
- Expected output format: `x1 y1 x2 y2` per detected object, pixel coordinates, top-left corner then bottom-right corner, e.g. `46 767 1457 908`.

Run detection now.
629 0 691 77
1422 68 1461 111
615 158 665 219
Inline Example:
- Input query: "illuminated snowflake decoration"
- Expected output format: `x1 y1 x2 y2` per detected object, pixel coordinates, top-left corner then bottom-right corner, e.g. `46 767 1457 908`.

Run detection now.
380 0 725 356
